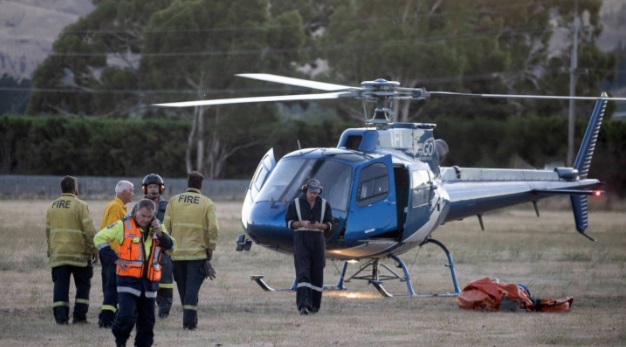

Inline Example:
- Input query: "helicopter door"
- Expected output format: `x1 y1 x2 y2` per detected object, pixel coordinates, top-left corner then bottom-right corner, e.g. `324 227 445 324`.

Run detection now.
345 155 398 241
403 169 433 240
247 148 276 202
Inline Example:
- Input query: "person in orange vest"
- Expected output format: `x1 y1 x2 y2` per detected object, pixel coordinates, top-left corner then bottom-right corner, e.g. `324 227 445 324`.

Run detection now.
130 173 173 319
98 180 135 328
94 199 174 347
45 175 99 324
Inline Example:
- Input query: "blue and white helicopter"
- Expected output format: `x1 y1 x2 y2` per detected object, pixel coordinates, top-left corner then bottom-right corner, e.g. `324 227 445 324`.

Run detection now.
156 74 625 297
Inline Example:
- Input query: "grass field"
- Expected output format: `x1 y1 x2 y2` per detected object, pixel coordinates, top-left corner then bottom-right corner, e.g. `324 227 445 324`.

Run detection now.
0 199 624 346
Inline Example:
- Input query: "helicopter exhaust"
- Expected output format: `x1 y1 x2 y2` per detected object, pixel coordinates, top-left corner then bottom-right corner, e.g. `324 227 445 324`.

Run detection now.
435 139 449 162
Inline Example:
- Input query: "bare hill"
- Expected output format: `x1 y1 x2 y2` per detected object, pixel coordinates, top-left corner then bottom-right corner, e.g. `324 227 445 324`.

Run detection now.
0 0 94 80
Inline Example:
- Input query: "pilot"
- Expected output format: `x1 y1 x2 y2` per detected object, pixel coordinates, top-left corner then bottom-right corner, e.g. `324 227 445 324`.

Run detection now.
285 178 333 315
130 174 172 319
164 171 220 330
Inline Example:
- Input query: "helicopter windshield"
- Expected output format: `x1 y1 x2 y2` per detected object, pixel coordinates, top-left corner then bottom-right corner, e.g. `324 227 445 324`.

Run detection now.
256 158 352 211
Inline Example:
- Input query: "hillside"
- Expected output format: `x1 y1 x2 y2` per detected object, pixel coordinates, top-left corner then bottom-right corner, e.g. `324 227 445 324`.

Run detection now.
0 0 94 80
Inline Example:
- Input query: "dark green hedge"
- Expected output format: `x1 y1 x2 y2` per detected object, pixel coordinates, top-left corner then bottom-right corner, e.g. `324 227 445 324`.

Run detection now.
0 116 189 177
1 115 625 196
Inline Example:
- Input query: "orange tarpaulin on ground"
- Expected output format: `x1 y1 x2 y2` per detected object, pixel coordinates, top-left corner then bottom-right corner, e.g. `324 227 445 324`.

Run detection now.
457 277 573 312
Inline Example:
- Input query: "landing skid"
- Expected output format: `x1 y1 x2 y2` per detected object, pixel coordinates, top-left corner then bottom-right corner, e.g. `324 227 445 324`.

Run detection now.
250 275 347 292
250 238 460 297
340 238 460 298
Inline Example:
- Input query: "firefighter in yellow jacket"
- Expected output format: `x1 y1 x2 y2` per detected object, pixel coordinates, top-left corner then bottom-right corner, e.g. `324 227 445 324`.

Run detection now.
94 199 174 347
45 175 98 324
164 171 219 330
98 180 134 328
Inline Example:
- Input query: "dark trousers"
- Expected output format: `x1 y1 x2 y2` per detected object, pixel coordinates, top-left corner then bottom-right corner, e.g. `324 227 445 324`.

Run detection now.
294 230 326 312
51 264 93 323
98 259 118 326
112 291 155 347
156 254 174 318
173 259 205 328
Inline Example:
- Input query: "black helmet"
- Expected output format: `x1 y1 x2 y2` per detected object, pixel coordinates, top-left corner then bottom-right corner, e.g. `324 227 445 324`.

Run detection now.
142 173 165 194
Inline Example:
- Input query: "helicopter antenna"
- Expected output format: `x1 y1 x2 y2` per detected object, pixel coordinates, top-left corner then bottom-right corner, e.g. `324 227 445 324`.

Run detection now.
297 139 302 151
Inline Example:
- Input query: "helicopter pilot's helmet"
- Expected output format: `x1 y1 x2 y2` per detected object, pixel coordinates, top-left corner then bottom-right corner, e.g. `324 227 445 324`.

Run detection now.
302 179 323 194
142 173 165 195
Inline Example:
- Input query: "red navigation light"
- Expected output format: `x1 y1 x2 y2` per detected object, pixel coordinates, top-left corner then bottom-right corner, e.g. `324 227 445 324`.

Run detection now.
593 190 602 197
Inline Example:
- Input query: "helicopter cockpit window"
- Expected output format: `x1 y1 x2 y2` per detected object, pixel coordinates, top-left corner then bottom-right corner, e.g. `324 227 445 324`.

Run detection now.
411 170 431 208
252 166 269 192
357 162 389 207
256 158 352 211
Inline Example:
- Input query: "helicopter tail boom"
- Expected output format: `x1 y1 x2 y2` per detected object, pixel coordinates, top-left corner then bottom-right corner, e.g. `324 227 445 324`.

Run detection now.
442 95 608 239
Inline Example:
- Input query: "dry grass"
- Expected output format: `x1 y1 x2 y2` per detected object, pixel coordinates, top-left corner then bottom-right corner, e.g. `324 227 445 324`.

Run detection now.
0 199 624 346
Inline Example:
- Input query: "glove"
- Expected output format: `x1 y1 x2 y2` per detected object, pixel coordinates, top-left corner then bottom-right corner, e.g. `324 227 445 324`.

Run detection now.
204 259 216 280
91 249 99 264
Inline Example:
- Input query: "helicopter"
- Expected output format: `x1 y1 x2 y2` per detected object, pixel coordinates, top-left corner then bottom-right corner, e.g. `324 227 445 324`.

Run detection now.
155 73 626 297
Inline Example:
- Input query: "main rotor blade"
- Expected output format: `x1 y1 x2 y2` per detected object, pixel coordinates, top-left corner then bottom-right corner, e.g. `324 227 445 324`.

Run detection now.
153 91 354 108
429 91 626 101
237 73 356 91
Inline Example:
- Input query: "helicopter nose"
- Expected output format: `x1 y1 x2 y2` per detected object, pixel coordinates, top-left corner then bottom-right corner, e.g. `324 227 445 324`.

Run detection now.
242 201 293 249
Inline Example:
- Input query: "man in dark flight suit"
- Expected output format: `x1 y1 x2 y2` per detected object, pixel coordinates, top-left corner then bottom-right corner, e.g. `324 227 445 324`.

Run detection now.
285 178 333 315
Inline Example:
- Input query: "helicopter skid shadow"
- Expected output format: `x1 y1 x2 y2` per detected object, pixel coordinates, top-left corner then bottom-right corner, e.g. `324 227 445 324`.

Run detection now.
371 280 458 298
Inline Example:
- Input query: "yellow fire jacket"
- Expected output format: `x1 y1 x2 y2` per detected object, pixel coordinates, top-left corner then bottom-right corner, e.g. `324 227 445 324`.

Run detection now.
100 196 127 253
163 188 219 261
45 193 97 268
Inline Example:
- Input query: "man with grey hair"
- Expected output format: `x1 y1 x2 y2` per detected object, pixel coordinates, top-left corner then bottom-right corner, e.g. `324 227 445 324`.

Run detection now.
98 180 134 328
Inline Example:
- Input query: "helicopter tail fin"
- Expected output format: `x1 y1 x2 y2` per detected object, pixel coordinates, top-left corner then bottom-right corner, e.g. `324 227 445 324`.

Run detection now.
569 94 607 242
570 195 595 241
572 93 608 179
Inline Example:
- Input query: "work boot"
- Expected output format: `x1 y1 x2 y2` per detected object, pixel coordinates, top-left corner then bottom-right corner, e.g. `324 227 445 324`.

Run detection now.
299 307 309 315
98 319 113 328
72 317 88 324
55 319 69 325
98 310 116 327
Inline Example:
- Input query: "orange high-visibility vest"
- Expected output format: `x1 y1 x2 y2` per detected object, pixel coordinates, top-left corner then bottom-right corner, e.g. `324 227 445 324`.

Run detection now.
117 218 162 282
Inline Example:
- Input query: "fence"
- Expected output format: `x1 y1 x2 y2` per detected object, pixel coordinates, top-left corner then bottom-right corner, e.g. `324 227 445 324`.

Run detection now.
0 175 249 200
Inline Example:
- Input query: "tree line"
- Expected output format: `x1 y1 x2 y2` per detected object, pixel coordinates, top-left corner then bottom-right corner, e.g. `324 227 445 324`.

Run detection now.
21 0 619 179
2 114 625 197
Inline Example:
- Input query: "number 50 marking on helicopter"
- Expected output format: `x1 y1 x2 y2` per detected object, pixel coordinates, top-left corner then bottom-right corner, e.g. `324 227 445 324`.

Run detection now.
156 74 625 297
